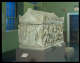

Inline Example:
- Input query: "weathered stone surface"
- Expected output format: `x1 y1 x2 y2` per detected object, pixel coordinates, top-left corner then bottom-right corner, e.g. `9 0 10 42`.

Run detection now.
18 8 64 50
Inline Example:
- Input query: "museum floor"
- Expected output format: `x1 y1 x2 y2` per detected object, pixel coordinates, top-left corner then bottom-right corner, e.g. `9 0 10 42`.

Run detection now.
2 44 79 62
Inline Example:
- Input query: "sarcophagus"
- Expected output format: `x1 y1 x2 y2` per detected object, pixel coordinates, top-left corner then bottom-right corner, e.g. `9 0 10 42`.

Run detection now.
18 8 64 50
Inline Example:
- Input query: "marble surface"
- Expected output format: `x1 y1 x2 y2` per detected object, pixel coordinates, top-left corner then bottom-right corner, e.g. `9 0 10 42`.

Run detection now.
18 8 64 50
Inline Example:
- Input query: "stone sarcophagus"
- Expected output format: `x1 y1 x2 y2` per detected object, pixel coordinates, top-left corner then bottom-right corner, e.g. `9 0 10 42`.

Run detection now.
18 8 64 50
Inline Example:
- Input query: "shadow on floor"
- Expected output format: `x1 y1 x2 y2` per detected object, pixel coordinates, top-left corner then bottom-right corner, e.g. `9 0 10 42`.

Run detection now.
2 49 16 62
